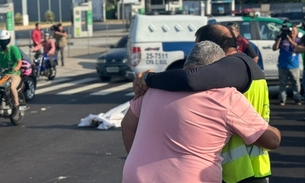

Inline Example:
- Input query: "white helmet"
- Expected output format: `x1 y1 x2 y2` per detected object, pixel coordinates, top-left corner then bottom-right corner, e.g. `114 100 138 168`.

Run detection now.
0 30 11 40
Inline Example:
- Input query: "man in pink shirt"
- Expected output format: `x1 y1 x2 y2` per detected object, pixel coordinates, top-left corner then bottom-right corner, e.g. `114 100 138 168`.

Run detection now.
32 23 42 47
32 33 56 67
121 41 281 183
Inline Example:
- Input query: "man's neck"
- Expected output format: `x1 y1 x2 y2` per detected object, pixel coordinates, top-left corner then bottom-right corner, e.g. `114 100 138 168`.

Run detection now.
225 48 237 56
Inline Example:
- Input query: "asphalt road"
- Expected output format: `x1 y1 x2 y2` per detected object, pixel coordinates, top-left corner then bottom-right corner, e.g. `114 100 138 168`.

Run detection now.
0 72 304 183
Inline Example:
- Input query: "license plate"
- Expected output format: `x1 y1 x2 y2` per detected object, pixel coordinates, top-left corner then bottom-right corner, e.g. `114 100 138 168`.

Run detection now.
106 67 120 73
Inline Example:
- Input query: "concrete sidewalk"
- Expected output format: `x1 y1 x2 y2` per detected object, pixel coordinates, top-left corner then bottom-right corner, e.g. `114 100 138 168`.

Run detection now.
18 29 129 77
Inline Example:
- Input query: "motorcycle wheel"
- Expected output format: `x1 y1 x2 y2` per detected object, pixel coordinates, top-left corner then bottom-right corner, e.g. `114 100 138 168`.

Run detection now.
24 77 36 101
48 66 56 80
10 111 25 126
10 93 26 126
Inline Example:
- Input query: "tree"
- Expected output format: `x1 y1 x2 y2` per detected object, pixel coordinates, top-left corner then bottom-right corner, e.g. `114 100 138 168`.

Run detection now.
15 12 23 25
45 10 55 23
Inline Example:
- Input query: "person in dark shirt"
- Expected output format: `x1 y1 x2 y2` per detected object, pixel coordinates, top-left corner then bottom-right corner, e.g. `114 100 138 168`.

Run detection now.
227 22 259 63
133 24 272 183
134 24 253 95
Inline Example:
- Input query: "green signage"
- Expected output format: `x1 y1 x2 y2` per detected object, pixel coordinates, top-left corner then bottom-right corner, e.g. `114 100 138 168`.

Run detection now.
6 11 14 31
87 10 92 25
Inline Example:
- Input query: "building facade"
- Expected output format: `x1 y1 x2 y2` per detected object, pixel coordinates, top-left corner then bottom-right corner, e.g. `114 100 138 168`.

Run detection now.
4 0 104 23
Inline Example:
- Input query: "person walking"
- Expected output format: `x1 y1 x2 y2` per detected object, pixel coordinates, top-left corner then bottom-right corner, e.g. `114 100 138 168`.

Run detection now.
53 23 67 66
273 25 302 106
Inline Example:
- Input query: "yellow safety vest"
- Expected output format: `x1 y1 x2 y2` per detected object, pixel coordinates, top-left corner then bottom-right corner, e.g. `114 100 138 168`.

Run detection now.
222 78 271 182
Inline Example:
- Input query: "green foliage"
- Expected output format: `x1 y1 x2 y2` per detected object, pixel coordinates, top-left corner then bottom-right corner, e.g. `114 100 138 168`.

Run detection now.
15 12 23 25
44 10 55 23
106 0 118 7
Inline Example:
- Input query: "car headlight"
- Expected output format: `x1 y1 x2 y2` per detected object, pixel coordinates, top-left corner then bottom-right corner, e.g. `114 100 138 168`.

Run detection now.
122 58 128 63
97 58 106 63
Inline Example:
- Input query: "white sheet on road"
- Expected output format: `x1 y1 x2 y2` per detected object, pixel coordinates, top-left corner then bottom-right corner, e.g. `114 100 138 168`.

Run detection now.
78 102 130 129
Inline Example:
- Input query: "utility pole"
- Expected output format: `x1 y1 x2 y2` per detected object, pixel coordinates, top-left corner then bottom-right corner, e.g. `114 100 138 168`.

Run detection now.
145 0 151 13
59 0 62 22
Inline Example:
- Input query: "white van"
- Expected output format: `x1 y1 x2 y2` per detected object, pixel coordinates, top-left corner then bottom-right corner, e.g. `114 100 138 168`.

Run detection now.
126 14 208 79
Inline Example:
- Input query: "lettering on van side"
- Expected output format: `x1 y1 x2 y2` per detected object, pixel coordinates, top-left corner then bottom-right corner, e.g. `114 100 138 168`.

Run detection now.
265 54 279 63
146 53 168 65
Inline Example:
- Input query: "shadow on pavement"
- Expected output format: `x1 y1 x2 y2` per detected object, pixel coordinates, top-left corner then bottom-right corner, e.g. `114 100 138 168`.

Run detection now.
26 124 122 132
78 61 97 70
70 52 105 60
268 102 305 182
270 176 305 183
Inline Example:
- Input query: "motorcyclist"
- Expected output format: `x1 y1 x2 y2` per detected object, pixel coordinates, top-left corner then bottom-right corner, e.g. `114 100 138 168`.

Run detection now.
32 32 56 67
0 30 22 119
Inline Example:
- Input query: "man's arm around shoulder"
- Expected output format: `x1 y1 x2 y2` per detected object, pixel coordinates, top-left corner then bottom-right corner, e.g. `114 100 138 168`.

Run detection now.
254 125 281 150
121 108 139 154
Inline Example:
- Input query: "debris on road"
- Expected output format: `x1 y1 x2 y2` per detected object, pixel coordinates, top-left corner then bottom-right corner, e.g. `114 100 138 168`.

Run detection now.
78 102 130 129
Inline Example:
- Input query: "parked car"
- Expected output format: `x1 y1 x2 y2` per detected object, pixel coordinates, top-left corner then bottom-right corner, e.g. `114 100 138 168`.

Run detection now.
96 35 129 81
18 48 37 101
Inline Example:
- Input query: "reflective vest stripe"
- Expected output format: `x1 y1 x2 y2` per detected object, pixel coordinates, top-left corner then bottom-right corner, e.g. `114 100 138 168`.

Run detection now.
222 142 264 164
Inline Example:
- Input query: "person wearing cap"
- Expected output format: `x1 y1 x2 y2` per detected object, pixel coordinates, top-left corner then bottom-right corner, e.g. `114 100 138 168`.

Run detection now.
32 32 56 68
227 22 259 63
0 30 22 120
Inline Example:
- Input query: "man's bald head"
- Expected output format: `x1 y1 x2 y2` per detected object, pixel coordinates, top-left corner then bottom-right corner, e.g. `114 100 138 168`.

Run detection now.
195 24 238 54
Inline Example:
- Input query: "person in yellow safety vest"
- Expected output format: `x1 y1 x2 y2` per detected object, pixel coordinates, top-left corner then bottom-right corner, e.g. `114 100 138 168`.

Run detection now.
132 24 273 183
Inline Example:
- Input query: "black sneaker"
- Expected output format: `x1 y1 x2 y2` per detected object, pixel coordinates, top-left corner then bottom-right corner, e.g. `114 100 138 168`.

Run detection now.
295 100 302 106
12 105 20 119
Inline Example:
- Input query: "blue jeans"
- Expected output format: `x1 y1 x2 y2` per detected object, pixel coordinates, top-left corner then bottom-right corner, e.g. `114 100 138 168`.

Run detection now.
278 68 302 102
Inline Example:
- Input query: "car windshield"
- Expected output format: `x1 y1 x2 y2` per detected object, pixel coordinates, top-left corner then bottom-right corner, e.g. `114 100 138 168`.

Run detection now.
114 36 128 48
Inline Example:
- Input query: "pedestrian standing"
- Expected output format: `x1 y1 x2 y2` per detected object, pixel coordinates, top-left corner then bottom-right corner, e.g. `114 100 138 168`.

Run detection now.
293 34 305 120
53 23 67 66
272 24 302 106
227 22 259 63
31 23 43 59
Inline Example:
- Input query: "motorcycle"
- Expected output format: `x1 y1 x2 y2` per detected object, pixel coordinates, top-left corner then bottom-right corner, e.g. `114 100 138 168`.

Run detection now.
20 60 37 101
34 53 57 80
0 68 27 125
